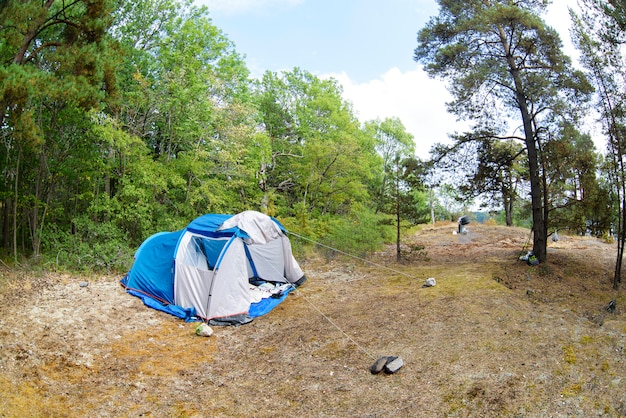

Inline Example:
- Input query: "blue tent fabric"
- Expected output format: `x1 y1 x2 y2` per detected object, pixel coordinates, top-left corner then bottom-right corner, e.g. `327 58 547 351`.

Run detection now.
121 230 182 305
185 213 287 239
249 287 295 317
125 288 199 321
193 236 228 269
186 214 236 238
121 212 302 325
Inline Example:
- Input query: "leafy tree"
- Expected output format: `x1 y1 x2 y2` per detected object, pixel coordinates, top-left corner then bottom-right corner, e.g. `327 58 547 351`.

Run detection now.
364 118 424 260
365 118 415 213
472 139 525 226
433 123 606 233
571 0 626 288
254 68 380 220
0 0 266 269
431 132 525 226
0 0 118 261
415 0 593 262
542 123 609 236
402 156 432 225
436 183 468 222
110 0 259 220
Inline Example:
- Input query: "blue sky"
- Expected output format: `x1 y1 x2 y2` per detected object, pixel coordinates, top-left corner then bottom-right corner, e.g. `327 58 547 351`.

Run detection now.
196 0 437 82
196 0 583 159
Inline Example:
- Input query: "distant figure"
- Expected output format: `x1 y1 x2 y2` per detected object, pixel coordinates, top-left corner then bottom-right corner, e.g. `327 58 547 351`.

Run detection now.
458 215 470 235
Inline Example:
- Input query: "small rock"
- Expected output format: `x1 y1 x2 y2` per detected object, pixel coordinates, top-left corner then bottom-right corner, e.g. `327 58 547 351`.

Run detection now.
384 357 404 374
79 282 89 287
370 356 405 375
370 356 389 374
423 278 436 287
195 323 213 337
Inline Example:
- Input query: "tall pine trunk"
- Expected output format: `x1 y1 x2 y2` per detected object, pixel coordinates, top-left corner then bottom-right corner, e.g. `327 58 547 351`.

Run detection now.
13 147 21 264
395 160 401 262
498 24 547 262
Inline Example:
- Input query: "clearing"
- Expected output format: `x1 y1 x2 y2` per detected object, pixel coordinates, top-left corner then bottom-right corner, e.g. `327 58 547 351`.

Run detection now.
0 222 625 417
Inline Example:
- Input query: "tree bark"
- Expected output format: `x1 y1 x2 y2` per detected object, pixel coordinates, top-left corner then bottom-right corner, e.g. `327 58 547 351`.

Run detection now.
430 186 435 225
12 0 55 64
13 147 21 264
497 24 547 262
593 67 623 289
1 199 9 249
395 158 401 262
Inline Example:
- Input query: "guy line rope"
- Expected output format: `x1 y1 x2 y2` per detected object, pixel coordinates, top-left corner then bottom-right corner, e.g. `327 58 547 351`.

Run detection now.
286 231 420 361
288 231 419 280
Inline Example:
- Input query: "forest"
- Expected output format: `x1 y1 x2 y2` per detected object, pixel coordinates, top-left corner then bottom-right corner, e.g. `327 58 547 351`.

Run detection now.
1 0 626 288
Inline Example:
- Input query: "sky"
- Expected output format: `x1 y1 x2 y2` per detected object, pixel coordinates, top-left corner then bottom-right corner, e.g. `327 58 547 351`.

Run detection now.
196 0 584 159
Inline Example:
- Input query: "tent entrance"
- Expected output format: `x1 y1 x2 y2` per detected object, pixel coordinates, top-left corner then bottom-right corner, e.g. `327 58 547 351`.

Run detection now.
190 235 229 270
174 234 234 318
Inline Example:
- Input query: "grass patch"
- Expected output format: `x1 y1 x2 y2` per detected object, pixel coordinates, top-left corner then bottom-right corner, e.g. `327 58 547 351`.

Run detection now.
562 345 577 365
1 224 625 417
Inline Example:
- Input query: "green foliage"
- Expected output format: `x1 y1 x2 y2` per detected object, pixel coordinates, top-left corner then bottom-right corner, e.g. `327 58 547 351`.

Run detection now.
254 68 380 216
1 0 400 269
322 207 391 259
572 0 626 288
436 184 469 221
281 204 391 260
0 0 121 264
415 0 593 262
41 217 134 273
406 189 433 225
11 0 614 274
364 117 414 214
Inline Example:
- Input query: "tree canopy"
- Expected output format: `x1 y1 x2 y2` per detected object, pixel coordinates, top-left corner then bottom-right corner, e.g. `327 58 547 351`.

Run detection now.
0 0 622 280
415 0 593 262
571 0 626 288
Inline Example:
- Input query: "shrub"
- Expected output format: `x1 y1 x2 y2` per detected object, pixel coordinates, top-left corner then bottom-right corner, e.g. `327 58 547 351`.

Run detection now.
41 216 135 273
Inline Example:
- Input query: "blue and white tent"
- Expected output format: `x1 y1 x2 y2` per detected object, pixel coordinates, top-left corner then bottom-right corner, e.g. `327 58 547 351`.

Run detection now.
121 211 306 325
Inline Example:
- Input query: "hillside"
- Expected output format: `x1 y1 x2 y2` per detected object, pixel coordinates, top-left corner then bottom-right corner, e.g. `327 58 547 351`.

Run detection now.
0 223 624 417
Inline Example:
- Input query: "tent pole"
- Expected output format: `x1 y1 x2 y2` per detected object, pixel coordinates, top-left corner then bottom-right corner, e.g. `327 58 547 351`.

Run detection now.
203 268 217 322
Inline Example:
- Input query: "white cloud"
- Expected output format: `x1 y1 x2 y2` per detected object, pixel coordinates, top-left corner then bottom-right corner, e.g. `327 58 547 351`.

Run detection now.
326 67 469 159
326 0 599 160
545 0 580 61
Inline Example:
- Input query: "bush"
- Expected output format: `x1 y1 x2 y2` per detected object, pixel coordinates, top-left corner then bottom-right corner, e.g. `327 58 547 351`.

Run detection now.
41 216 135 273
282 205 389 261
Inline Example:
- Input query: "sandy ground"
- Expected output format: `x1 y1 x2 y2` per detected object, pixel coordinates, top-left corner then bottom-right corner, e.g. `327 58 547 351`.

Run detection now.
0 223 625 417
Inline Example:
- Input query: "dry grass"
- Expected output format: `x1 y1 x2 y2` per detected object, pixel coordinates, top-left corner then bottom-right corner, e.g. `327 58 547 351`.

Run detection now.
0 223 625 417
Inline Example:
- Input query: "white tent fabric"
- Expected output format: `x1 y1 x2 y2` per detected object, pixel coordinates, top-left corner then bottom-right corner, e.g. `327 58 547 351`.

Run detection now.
173 211 305 321
218 210 283 244
122 211 306 324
